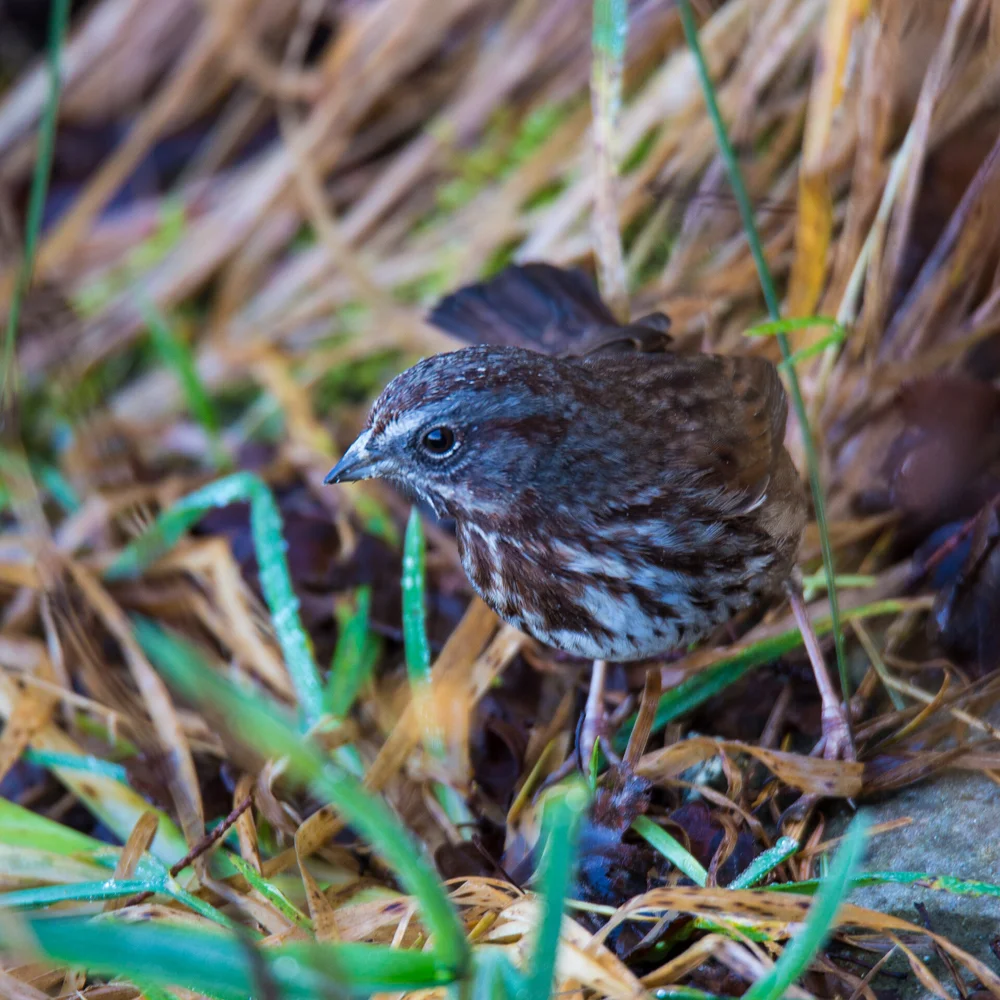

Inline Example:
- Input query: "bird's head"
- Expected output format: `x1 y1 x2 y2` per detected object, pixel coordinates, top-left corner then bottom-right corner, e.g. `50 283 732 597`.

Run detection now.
325 345 588 520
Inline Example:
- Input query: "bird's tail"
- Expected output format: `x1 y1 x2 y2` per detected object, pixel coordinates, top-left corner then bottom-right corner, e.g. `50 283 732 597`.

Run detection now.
427 263 619 354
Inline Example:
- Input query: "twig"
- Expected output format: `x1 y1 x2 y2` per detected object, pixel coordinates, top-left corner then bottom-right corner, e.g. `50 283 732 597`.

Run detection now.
844 945 900 1000
914 902 969 1000
123 794 253 908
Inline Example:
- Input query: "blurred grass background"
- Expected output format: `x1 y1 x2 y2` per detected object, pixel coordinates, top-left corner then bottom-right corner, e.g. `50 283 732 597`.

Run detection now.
3 0 1000 996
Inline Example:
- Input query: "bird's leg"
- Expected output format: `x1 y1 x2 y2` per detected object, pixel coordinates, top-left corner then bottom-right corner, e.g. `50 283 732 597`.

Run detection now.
786 582 856 762
577 659 608 773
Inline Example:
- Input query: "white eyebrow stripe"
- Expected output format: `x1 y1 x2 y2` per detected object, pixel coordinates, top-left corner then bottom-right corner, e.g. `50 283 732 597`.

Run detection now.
382 410 428 440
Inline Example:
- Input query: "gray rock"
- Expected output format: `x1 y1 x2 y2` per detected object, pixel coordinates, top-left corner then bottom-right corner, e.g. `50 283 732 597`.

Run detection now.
841 772 1000 998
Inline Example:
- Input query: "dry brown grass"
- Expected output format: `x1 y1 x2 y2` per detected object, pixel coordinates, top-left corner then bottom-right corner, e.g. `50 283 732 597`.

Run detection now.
2 1 1000 997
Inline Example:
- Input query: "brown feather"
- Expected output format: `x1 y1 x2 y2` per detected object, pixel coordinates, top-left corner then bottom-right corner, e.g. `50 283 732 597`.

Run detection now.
331 264 808 663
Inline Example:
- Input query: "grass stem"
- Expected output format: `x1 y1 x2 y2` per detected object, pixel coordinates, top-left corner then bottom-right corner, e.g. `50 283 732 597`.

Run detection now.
676 0 849 702
1 0 71 406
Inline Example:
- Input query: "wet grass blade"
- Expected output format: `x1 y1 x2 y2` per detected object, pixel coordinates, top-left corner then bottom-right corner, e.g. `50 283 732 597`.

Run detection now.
526 778 589 1000
402 507 474 834
744 813 869 1000
590 0 629 317
1 880 152 908
326 585 378 718
768 870 1000 899
1 0 70 405
106 472 325 729
0 858 231 928
729 837 799 889
133 618 470 978
23 748 129 782
632 815 708 886
228 853 313 930
403 508 433 690
676 0 850 705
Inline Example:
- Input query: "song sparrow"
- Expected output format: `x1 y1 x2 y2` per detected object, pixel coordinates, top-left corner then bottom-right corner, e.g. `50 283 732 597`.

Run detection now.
327 265 848 758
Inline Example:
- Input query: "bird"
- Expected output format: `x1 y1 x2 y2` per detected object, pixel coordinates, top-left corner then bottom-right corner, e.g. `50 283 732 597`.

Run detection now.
326 263 851 762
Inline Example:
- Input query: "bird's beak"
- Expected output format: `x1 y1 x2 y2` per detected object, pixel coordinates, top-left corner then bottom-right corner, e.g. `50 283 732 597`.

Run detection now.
324 430 378 484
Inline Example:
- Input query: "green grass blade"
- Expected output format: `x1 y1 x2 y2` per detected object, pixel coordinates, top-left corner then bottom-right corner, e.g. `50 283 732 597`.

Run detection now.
131 983 176 1000
0 857 231 928
228 853 313 930
744 814 869 1000
471 949 506 1000
676 0 849 704
526 779 589 1000
728 837 799 889
743 316 843 338
768 870 1000 899
1 918 453 998
34 462 80 512
472 948 526 1000
1 0 71 405
19 748 188 868
614 598 907 752
133 618 470 978
402 507 432 689
800 572 876 602
140 298 228 467
0 880 152 909
0 844 111 885
23 748 129 782
326 586 377 717
102 472 248 571
592 0 628 60
646 989 726 1000
249 477 325 727
777 329 849 374
631 815 708 886
401 508 473 835
132 985 177 1000
106 472 325 728
0 858 232 930
0 799 105 855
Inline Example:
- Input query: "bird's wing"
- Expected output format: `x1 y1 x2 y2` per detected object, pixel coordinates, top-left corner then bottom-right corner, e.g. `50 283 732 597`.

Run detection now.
717 354 790 502
427 263 624 354
583 350 789 513
570 312 673 358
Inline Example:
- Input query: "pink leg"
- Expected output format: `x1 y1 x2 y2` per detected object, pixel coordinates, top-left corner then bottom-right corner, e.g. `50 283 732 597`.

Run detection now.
578 659 608 772
787 584 856 761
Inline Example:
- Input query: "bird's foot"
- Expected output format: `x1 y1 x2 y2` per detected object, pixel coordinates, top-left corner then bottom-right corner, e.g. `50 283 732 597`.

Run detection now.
785 581 857 763
814 698 857 762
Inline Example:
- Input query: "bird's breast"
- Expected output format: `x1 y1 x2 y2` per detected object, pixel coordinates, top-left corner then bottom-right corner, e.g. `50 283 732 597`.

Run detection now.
454 515 776 662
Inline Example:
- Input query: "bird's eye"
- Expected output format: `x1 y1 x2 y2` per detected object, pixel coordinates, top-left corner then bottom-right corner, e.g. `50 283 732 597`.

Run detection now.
420 426 458 457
